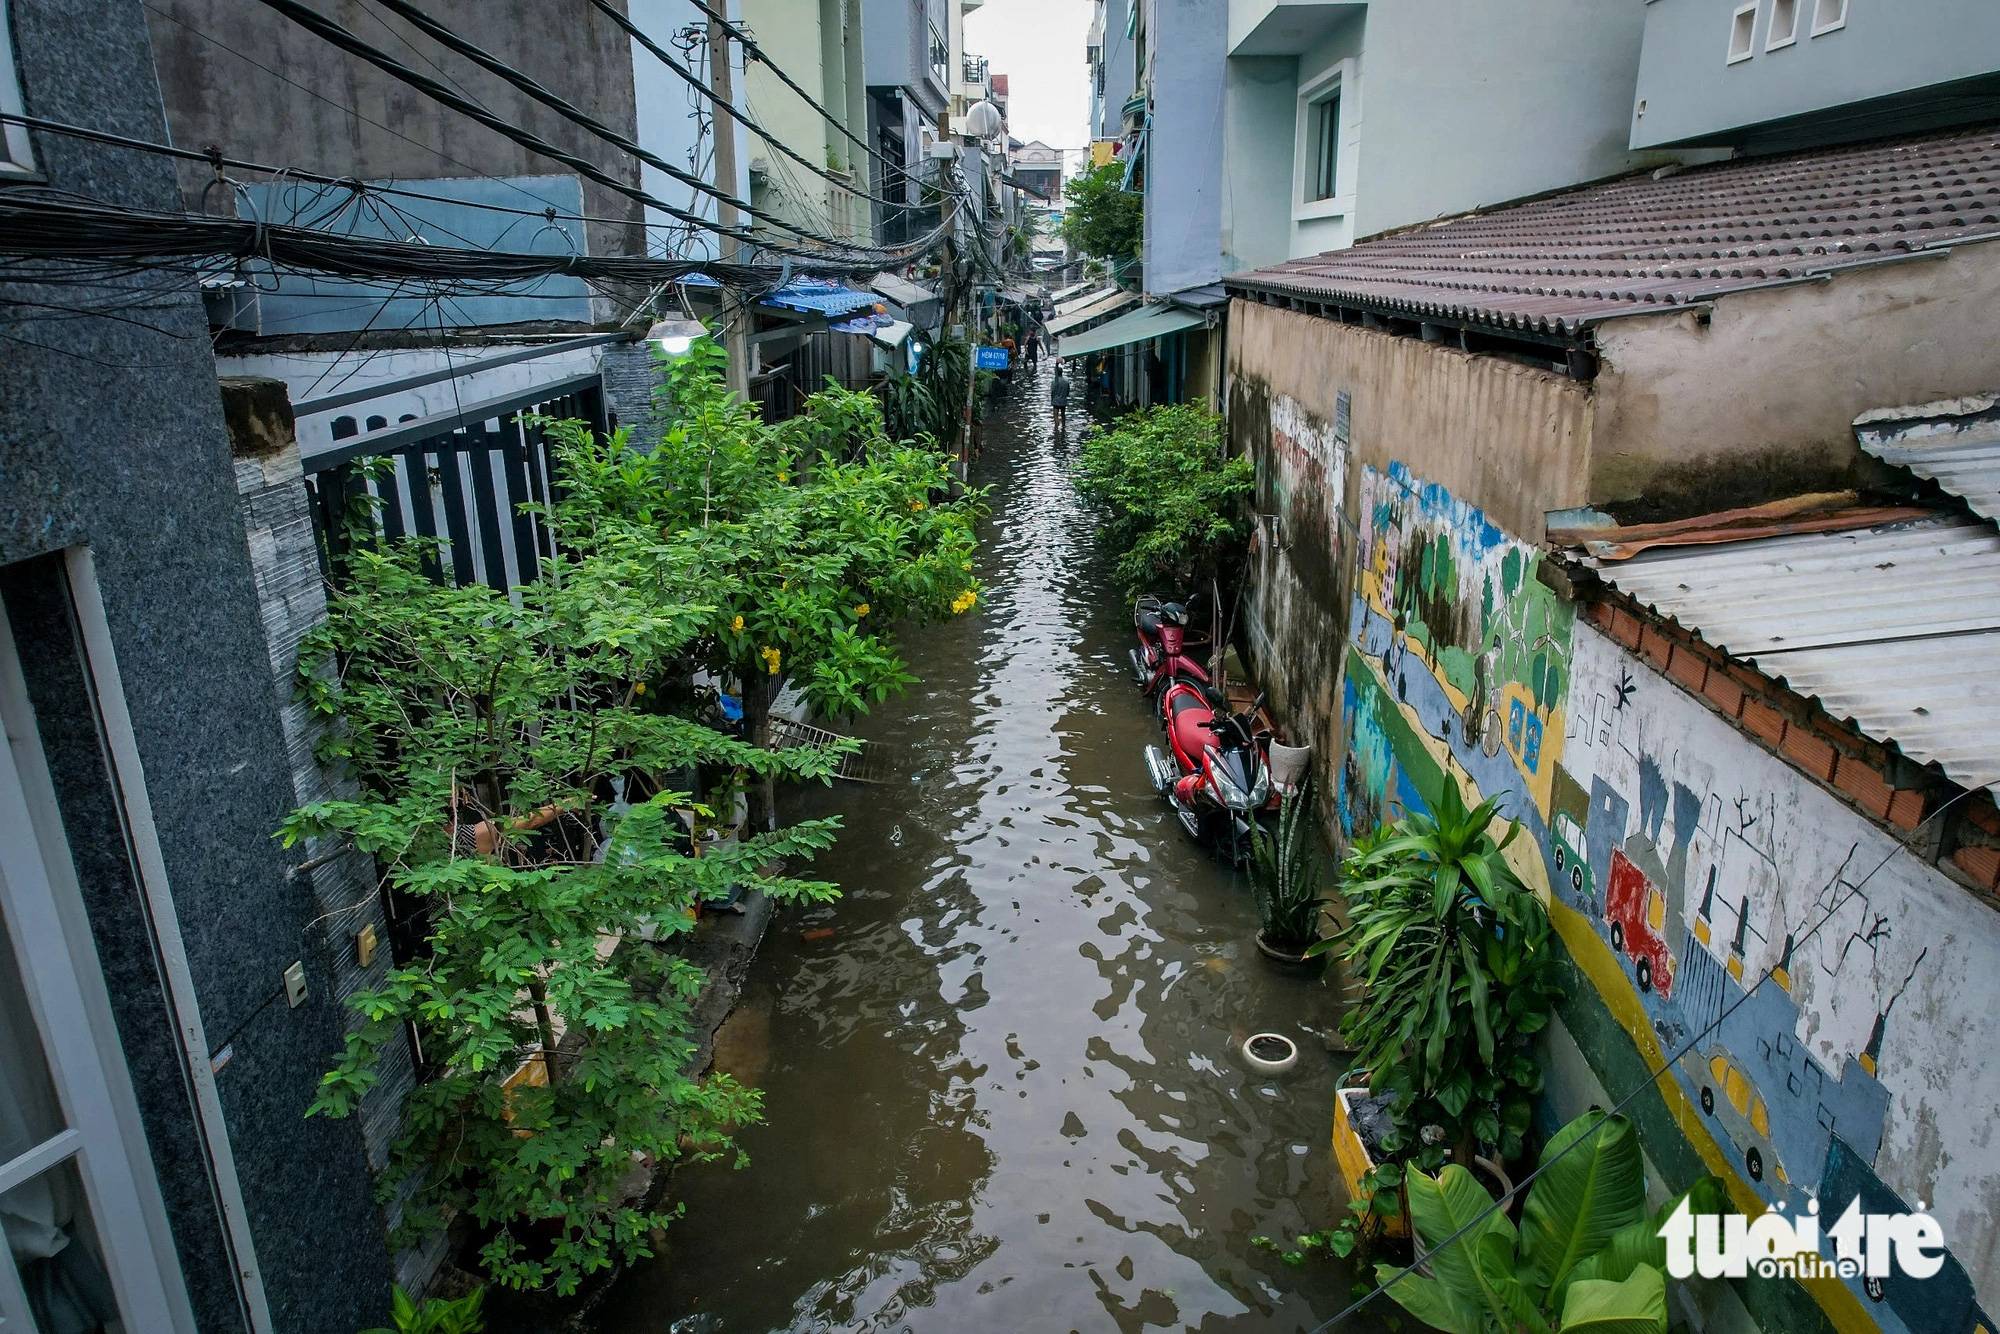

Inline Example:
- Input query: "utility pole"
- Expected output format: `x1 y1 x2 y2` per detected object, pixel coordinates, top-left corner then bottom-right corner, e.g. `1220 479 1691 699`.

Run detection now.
707 8 750 402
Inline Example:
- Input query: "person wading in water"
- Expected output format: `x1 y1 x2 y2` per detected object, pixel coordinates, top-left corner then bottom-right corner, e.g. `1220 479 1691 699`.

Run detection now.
1050 357 1070 439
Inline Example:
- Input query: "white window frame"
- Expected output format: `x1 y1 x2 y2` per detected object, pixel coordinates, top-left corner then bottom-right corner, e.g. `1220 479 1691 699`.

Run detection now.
0 0 35 176
1292 58 1355 223
1811 0 1848 36
1726 2 1758 64
0 597 188 1331
1765 0 1800 50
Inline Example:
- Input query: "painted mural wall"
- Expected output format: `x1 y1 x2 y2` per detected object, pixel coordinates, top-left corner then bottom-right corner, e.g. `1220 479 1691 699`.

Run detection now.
1339 461 2000 1334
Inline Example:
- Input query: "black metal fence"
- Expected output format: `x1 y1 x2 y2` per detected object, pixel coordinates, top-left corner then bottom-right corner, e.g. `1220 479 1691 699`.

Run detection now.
302 373 606 593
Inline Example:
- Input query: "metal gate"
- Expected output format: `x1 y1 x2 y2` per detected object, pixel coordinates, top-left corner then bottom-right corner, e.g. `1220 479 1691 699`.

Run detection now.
302 373 606 592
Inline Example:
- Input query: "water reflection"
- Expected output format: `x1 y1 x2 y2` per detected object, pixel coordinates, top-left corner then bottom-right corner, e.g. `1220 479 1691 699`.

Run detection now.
595 371 1380 1332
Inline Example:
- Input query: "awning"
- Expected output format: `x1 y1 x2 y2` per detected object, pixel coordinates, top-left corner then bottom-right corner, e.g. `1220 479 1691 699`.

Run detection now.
1057 302 1206 358
1044 289 1138 337
1048 279 1096 304
869 271 936 309
868 320 913 348
1054 284 1118 315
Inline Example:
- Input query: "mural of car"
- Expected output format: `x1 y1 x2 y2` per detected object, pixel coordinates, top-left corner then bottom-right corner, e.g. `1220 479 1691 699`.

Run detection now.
1605 848 1675 995
1550 812 1592 902
1695 1048 1790 1188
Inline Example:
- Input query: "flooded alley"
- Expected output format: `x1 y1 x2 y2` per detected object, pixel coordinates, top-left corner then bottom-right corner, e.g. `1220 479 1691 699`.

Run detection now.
594 371 1377 1333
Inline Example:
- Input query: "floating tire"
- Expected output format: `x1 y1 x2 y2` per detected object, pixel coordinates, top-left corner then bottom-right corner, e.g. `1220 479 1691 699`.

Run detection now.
1242 1032 1299 1076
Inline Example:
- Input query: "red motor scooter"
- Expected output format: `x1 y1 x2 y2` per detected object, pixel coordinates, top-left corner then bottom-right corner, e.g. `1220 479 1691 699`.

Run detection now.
1143 682 1272 864
1130 596 1211 696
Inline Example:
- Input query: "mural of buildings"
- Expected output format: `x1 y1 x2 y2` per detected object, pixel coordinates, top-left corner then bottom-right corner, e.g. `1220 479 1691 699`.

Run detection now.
1335 464 2000 1334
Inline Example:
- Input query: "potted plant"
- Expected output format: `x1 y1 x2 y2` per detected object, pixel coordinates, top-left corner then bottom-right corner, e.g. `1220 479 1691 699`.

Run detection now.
1247 772 1326 963
1382 1109 1727 1334
1317 783 1563 1199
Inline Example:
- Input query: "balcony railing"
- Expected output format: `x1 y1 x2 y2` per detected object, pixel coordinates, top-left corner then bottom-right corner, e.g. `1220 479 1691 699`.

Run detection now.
963 55 989 85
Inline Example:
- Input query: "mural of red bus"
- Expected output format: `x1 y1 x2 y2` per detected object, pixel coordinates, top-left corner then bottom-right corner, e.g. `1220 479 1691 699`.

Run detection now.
1605 848 1675 996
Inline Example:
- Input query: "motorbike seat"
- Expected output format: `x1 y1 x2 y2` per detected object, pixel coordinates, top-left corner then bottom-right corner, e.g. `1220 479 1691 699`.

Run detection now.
1138 610 1162 635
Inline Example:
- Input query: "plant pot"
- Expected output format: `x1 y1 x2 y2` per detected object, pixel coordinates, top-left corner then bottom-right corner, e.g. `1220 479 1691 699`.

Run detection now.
1267 741 1311 794
1241 1032 1299 1076
1331 1070 1409 1239
1255 929 1321 966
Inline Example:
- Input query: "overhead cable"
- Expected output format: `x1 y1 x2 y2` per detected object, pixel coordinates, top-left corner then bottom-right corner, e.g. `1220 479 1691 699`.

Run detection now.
244 0 922 265
357 0 915 249
582 0 921 213
682 0 894 174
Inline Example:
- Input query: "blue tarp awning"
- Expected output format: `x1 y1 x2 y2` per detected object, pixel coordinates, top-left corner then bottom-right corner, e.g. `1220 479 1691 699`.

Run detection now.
680 273 885 319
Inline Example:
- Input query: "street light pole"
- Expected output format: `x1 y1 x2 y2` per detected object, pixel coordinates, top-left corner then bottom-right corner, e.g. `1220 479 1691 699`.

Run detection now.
707 10 750 402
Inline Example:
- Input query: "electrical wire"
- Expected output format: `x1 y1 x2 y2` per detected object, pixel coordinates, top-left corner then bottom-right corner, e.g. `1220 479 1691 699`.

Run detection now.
353 0 911 254
1293 784 1979 1334
682 0 891 175
584 0 915 214
242 0 931 265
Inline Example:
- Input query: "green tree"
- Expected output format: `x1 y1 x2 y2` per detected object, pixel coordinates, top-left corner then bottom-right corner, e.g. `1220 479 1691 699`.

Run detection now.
550 340 985 824
1061 161 1143 264
295 344 980 1294
1072 404 1253 593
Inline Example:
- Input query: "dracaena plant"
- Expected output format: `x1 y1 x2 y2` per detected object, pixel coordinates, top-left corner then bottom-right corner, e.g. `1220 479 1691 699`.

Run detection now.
1323 782 1565 1170
1386 1110 1727 1334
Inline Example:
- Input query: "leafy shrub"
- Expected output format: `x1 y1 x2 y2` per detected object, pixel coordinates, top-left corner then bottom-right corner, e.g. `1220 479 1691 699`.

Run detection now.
1248 773 1326 951
1072 404 1253 593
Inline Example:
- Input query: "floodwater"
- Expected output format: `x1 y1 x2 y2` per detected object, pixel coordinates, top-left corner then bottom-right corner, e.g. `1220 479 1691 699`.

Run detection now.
595 369 1379 1333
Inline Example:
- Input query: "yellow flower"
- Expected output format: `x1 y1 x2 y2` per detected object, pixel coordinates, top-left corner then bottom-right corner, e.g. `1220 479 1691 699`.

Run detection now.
910 499 926 511
779 470 790 483
951 590 978 615
854 603 870 618
760 646 782 675
961 561 972 570
730 614 744 633
633 681 647 695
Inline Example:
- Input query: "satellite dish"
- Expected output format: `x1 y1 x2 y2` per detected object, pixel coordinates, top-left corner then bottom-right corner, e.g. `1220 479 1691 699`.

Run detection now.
963 100 1004 141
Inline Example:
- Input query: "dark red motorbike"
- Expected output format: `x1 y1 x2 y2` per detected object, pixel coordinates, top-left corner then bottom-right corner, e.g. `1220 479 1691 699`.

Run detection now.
1144 682 1273 864
1130 596 1211 695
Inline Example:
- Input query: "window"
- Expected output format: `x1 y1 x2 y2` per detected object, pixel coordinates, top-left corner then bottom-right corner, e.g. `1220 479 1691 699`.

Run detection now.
1811 0 1847 35
0 583 186 1331
1766 0 1799 49
1727 2 1757 63
0 0 36 175
1311 94 1341 201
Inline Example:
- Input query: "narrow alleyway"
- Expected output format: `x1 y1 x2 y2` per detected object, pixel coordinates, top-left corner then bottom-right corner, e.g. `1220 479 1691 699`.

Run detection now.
594 370 1377 1332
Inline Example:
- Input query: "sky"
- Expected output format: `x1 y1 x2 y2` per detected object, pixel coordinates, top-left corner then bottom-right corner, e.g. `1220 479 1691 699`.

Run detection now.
964 0 1094 151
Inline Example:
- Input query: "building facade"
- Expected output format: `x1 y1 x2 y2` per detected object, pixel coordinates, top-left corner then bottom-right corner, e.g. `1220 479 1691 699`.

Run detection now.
0 2 398 1330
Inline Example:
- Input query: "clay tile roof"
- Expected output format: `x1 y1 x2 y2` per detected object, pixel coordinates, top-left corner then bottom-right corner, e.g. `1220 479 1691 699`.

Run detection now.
1224 125 2000 338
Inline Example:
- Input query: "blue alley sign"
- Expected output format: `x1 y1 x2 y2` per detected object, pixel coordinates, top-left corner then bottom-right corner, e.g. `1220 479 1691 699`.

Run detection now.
975 345 1011 370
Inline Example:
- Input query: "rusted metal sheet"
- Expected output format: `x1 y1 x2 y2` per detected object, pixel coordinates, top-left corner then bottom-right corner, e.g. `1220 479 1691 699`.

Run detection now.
1572 514 2000 790
1547 495 1933 560
1225 126 2000 336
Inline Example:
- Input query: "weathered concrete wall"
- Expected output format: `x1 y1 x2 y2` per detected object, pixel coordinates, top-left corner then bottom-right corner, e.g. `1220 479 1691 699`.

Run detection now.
1590 238 2000 522
1226 299 1592 792
147 0 644 270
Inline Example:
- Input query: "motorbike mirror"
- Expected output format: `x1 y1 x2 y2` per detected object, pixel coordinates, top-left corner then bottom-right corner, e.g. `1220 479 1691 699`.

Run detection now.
1251 692 1268 716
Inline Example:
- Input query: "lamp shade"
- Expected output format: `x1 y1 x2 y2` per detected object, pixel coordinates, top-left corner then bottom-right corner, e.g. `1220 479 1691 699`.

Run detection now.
643 316 708 356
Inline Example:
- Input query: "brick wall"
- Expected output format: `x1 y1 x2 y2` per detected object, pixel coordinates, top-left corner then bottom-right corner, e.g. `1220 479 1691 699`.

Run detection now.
1581 595 2000 902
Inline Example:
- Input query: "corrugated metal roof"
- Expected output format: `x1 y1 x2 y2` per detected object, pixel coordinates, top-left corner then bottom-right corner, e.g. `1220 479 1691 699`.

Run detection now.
1044 289 1138 336
1855 393 2000 524
1579 514 2000 790
1226 125 2000 337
